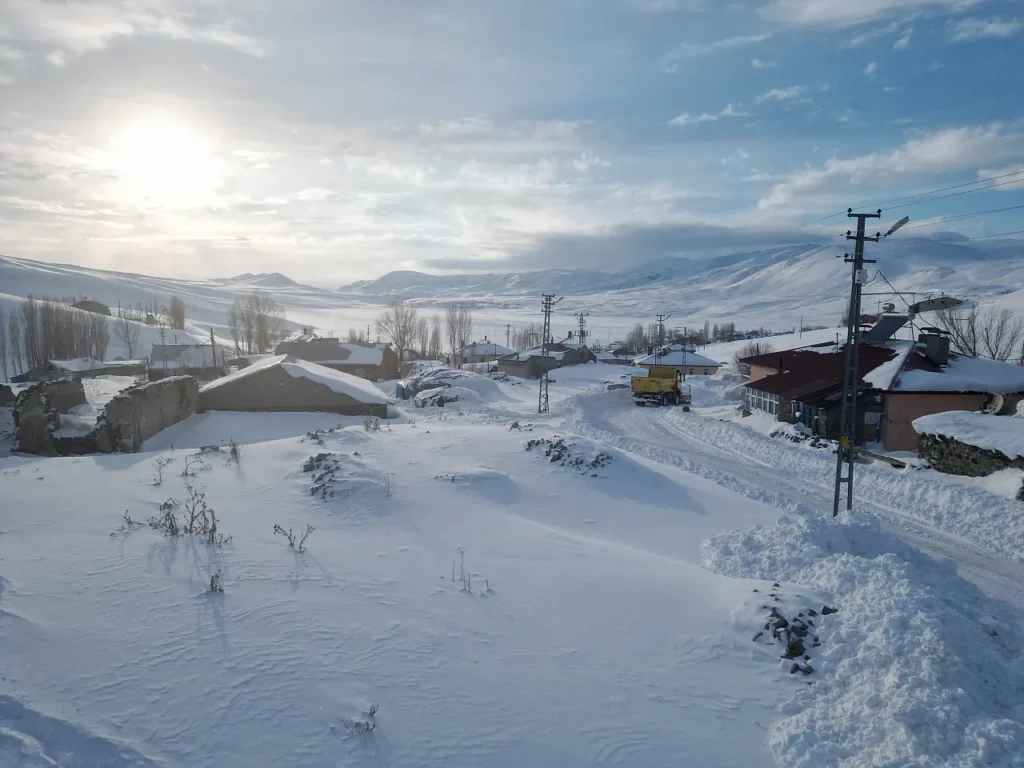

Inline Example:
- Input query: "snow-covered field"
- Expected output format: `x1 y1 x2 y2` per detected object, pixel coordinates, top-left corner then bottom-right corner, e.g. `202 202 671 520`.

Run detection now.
3 361 1024 767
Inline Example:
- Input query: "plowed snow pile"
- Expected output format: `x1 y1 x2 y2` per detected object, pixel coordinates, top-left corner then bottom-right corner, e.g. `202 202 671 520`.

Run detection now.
702 511 1024 767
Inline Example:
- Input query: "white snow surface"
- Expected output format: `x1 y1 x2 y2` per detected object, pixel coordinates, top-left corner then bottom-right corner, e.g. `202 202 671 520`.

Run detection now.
898 352 1024 394
703 510 1024 768
915 411 1024 458
200 354 392 405
4 345 1024 767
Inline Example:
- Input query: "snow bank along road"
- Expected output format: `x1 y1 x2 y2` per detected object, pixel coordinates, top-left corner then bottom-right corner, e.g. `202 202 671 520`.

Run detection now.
561 388 1024 609
1 363 1023 767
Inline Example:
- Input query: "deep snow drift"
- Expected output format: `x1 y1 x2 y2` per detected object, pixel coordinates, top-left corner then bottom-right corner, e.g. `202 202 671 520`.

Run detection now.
2 363 1023 767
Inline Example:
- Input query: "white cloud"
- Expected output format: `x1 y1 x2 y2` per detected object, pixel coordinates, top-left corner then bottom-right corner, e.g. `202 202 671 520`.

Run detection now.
670 103 751 126
662 33 771 70
755 85 805 103
751 57 777 68
847 19 904 47
759 123 1024 209
948 17 1023 41
760 0 981 29
0 0 270 64
295 187 338 201
864 61 878 76
894 29 913 48
977 164 1024 190
0 45 25 62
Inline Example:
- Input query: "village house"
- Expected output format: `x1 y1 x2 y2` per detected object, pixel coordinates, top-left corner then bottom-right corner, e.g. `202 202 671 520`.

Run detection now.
71 299 111 316
149 343 228 380
198 355 392 417
10 357 146 383
740 326 1024 452
273 336 399 380
496 342 596 379
634 344 722 376
452 340 513 367
594 342 637 365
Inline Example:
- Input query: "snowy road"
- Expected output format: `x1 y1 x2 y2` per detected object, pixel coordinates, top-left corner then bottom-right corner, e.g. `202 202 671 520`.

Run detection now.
561 390 1024 608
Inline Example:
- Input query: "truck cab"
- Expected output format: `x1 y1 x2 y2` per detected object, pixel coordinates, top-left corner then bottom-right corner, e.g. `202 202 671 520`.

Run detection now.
630 366 692 409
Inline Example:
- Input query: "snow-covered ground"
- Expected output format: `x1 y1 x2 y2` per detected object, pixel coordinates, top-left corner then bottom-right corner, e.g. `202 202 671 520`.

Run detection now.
2 361 1023 767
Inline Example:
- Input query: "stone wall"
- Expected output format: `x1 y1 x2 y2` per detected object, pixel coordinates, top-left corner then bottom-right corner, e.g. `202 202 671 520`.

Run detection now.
13 378 87 455
917 431 1024 478
0 384 14 407
96 376 198 453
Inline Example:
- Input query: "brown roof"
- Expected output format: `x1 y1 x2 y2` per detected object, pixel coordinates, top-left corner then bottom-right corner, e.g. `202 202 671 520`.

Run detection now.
746 344 898 401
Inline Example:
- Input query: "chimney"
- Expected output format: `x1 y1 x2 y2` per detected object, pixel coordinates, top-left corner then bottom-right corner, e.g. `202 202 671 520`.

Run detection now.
919 327 950 366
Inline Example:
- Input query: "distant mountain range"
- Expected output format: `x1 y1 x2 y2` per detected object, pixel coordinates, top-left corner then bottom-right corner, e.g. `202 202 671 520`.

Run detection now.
2 232 1023 336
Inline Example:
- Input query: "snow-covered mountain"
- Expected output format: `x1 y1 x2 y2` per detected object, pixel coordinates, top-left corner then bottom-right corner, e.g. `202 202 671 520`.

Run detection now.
2 232 1023 346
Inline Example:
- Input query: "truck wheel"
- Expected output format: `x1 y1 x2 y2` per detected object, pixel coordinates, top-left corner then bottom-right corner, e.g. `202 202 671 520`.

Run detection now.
683 405 690 413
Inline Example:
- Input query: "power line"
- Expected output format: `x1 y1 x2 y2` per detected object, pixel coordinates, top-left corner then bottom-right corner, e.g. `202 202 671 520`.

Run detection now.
898 202 1024 232
799 168 1024 230
885 176 1024 213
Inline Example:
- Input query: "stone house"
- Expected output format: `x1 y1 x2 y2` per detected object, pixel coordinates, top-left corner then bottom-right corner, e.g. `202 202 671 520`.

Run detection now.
453 340 513 367
149 344 227 380
199 355 392 417
71 299 111 316
11 357 146 384
496 343 596 379
274 337 399 380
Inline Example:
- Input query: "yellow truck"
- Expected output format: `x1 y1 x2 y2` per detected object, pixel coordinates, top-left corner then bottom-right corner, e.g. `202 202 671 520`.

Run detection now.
631 366 691 409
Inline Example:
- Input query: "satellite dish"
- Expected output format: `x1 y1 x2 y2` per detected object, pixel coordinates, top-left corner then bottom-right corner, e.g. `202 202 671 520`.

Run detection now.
981 393 1005 415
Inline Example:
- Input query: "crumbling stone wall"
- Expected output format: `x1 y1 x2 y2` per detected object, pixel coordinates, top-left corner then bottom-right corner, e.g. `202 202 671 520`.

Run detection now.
917 431 1024 477
12 378 87 455
0 384 14 407
96 376 198 453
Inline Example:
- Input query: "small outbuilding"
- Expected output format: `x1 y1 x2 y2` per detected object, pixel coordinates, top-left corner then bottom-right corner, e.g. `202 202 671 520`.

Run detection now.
634 345 722 376
71 299 111 316
198 355 392 417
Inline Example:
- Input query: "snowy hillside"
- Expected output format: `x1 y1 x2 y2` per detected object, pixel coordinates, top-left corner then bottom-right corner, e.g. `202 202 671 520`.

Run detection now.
3 231 1024 356
3 363 1023 766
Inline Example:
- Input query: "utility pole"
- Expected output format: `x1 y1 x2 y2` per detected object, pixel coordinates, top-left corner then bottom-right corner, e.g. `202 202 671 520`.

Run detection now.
574 312 589 346
209 327 219 373
654 314 669 365
833 209 881 517
505 324 511 349
159 327 167 372
538 294 561 413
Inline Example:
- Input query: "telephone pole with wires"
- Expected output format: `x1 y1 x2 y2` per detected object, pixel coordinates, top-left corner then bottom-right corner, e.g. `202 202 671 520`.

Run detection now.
574 312 589 346
653 314 669 364
833 209 881 516
505 324 511 349
538 294 562 413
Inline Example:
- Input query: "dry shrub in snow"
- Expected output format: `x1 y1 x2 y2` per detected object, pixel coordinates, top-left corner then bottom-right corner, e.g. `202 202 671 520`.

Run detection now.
274 523 315 553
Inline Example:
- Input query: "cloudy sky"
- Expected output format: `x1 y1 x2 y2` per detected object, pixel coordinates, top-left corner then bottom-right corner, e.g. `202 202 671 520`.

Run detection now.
1 0 1023 285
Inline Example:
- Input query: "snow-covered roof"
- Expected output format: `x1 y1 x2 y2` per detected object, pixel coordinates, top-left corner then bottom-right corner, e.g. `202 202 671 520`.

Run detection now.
914 411 1024 458
275 339 385 366
502 343 584 362
201 355 392 404
50 357 106 372
457 341 513 356
635 346 721 368
864 341 1024 394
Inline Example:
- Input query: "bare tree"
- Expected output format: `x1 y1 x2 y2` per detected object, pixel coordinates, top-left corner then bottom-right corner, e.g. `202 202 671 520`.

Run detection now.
416 317 429 357
229 291 284 354
934 306 980 357
88 313 109 360
457 307 473 352
0 308 8 381
375 301 419 363
445 303 459 360
625 323 648 354
115 307 141 358
979 308 1023 362
429 314 442 359
733 340 774 378
168 295 186 330
512 322 542 350
8 312 23 375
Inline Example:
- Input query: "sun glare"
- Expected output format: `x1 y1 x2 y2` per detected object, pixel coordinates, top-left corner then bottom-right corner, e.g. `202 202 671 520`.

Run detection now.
106 114 223 209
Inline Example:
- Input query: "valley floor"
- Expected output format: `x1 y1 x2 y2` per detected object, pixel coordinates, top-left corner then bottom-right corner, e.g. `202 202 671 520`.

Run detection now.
1 363 1022 767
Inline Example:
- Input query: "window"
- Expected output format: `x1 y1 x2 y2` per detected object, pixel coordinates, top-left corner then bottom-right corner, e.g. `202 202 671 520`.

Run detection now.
703 369 709 375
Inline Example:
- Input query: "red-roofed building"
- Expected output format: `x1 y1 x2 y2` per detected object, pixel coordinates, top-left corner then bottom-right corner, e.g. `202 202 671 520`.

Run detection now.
740 329 1024 452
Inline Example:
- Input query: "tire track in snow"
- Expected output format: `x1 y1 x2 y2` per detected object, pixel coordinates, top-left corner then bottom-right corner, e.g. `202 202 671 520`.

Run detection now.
559 392 1024 607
